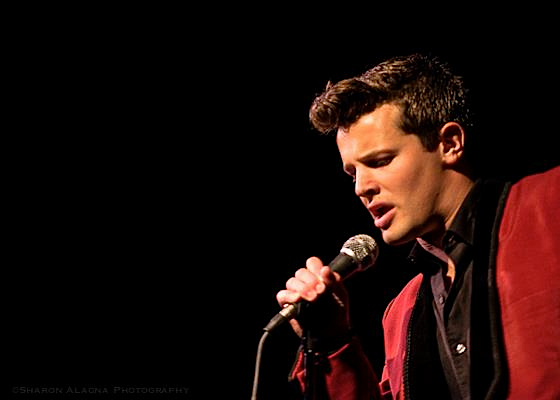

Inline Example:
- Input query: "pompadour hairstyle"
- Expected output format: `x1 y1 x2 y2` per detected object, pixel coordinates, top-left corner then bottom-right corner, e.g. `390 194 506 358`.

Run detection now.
309 54 473 152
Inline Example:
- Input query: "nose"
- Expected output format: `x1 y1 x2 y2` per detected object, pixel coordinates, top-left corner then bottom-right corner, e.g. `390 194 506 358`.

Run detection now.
354 169 380 204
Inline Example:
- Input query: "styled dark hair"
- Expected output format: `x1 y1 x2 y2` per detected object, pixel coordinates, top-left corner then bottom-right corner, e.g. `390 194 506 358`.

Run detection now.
309 54 473 152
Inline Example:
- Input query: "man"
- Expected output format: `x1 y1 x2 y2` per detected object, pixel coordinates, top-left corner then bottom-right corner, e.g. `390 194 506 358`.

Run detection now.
277 54 560 399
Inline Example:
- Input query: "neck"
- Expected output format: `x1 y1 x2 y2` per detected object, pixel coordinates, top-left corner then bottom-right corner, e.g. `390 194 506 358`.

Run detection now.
444 259 456 287
421 171 474 247
416 236 458 285
443 173 474 230
422 171 474 284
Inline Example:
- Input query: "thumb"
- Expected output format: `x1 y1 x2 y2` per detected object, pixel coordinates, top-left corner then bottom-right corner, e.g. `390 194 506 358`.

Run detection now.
319 266 341 286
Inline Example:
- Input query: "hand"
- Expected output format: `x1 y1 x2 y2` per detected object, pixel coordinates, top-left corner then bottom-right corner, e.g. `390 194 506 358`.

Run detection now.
276 256 351 346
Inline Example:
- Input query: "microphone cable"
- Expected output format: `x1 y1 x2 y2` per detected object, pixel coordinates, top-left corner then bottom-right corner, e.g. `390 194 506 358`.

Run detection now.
250 330 269 400
250 234 377 399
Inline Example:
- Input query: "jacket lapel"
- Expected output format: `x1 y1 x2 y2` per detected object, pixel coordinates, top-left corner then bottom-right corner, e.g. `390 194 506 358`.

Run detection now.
405 179 510 400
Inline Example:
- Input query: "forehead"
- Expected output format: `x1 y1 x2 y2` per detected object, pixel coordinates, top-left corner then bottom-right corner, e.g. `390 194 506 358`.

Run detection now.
336 103 406 151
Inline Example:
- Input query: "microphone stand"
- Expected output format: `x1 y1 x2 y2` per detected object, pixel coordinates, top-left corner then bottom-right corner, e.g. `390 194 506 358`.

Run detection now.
301 303 318 400
303 334 317 400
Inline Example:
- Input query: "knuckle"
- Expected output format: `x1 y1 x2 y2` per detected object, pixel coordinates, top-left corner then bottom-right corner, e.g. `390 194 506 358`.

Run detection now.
286 277 299 289
276 290 286 302
295 268 310 280
305 291 318 302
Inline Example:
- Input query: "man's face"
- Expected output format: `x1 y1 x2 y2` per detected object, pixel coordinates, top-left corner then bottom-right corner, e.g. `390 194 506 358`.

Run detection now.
337 103 446 246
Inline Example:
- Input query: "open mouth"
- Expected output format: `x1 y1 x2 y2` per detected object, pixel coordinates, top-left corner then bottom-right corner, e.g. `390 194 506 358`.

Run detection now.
370 204 395 230
372 205 391 219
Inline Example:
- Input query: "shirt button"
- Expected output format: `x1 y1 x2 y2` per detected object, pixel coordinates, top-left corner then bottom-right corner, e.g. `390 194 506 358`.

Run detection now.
438 294 445 305
455 343 467 354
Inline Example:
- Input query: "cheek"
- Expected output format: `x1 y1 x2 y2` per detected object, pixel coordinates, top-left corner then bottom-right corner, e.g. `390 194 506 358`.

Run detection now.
390 153 441 216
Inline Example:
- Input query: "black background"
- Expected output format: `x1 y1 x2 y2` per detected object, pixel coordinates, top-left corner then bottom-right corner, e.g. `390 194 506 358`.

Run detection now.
8 5 560 400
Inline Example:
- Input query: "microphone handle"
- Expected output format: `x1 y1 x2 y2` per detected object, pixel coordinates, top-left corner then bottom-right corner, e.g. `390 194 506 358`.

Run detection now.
263 303 298 332
263 252 357 332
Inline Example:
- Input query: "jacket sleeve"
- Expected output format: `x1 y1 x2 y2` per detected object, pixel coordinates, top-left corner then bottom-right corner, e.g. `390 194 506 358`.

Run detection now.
290 337 387 400
288 273 425 400
496 166 560 399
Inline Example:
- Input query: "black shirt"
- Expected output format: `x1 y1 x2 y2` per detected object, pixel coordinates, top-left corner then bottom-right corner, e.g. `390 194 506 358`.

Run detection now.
408 181 482 400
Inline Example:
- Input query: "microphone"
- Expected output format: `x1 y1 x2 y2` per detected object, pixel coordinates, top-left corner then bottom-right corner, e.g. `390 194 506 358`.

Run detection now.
263 234 378 332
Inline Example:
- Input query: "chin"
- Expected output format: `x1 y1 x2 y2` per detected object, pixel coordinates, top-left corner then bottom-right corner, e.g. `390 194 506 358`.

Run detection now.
381 227 416 247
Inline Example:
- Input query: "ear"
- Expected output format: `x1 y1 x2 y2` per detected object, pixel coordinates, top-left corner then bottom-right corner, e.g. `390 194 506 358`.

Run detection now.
438 122 466 166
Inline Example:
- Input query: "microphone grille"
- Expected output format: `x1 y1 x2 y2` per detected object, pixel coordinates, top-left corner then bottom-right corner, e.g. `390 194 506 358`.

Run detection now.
342 234 379 270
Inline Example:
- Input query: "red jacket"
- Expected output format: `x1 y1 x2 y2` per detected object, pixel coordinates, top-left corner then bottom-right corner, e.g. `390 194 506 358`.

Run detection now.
293 166 560 399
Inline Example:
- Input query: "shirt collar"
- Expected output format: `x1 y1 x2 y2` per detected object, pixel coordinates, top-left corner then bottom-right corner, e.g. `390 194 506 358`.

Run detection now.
443 179 483 249
408 179 482 270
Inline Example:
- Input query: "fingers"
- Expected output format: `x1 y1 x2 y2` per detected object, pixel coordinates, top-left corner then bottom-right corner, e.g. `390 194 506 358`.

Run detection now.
307 256 342 286
294 267 325 297
276 256 351 339
305 256 324 276
276 289 299 307
276 256 342 308
319 265 341 286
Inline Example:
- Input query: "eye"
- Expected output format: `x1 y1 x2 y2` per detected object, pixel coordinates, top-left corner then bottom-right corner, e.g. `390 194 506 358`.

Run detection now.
376 157 393 167
343 165 356 183
344 172 356 184
366 156 394 168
